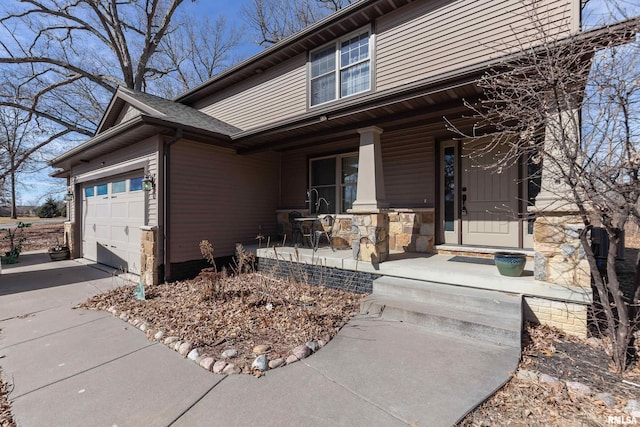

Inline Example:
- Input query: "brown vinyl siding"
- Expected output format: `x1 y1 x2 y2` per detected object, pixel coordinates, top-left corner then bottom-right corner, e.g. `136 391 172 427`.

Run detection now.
278 127 435 210
382 127 435 208
196 53 308 131
69 136 159 226
279 137 360 209
188 1 578 133
169 141 280 262
375 0 578 91
114 105 142 126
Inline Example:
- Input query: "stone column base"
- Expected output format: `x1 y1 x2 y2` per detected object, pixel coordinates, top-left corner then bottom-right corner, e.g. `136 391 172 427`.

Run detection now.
388 209 435 253
63 222 76 258
351 211 389 263
140 226 159 286
533 214 590 289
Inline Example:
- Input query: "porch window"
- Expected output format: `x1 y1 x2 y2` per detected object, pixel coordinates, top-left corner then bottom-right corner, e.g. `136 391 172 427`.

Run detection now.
526 156 542 234
309 153 358 214
443 147 456 232
310 28 371 107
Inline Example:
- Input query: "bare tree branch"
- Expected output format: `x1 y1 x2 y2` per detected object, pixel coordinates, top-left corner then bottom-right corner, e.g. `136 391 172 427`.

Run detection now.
447 11 640 371
243 0 353 47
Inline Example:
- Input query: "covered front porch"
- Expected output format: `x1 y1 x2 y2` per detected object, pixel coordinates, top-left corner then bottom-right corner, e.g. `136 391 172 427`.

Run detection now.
252 243 592 338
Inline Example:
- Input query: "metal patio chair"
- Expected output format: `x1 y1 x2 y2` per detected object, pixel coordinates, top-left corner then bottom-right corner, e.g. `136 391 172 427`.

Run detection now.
314 214 335 252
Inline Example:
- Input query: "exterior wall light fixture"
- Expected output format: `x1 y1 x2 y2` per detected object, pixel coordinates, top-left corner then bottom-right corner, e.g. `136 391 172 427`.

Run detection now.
142 173 155 192
64 187 74 202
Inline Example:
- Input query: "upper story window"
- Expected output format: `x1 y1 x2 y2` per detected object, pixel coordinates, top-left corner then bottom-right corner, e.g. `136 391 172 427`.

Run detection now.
310 28 371 107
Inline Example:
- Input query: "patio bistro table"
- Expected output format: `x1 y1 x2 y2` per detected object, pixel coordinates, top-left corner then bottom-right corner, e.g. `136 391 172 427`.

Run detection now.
293 217 319 249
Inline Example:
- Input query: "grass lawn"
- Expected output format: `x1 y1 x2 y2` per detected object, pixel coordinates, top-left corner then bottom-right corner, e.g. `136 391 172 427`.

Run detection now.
0 216 64 224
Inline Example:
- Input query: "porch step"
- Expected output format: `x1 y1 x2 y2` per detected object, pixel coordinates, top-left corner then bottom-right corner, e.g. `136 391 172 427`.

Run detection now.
360 277 522 348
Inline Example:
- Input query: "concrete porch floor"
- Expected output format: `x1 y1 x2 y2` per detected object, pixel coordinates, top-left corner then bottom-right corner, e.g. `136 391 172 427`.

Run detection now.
252 245 592 305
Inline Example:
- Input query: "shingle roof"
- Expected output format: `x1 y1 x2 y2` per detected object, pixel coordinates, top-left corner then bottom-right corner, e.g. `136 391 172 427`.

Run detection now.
118 86 241 136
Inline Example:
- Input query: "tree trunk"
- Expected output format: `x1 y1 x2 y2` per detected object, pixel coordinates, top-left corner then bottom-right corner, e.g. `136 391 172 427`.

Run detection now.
10 157 16 219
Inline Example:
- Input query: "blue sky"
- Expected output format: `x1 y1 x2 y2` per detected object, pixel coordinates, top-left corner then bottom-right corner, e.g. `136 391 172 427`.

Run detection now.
16 0 639 205
17 0 262 206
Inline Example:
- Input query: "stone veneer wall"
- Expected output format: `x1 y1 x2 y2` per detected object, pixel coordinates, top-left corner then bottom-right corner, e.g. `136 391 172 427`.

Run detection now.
533 215 590 288
532 214 591 337
524 297 588 338
388 209 435 253
63 221 76 258
258 257 380 294
352 212 389 263
330 217 354 249
140 226 159 286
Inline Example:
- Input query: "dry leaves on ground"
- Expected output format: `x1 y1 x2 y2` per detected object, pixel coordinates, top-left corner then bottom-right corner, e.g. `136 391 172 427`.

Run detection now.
0 377 15 427
459 323 640 427
0 330 16 427
0 222 64 253
82 269 364 373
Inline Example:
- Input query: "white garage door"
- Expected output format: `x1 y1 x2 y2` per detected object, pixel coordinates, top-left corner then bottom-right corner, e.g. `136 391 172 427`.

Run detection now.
82 174 145 274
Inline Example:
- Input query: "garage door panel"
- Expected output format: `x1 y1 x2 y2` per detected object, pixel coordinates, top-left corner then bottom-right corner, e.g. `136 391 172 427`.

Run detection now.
129 226 142 242
81 175 144 275
96 200 110 217
129 200 144 218
96 224 110 240
111 201 128 218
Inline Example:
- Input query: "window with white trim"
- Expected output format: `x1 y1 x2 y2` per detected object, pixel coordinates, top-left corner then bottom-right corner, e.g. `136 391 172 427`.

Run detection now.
310 28 371 107
309 153 358 214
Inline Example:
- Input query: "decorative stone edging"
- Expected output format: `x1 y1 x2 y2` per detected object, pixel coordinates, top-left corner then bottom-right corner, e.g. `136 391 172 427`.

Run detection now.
107 306 325 377
515 368 640 418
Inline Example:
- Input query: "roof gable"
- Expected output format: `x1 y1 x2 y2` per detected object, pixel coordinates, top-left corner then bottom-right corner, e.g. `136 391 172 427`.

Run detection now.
95 86 241 137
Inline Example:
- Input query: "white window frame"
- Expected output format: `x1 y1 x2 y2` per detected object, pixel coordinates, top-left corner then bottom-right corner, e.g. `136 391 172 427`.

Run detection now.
309 26 373 107
309 152 358 214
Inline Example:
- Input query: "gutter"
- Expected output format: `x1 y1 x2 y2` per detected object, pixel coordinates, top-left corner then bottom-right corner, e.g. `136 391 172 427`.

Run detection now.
162 129 183 283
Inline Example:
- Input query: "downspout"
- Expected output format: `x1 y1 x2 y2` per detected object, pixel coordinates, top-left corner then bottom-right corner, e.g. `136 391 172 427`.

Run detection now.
162 129 182 283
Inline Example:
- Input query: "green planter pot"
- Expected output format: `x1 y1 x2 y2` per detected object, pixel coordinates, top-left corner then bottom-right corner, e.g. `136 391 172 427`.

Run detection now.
494 252 526 277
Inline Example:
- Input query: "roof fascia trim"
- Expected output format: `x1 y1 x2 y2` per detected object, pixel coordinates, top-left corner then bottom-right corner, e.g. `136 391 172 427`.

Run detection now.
50 116 148 167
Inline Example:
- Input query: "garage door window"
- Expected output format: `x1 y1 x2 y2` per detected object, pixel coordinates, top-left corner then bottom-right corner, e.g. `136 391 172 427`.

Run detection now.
112 180 126 193
130 177 143 191
84 187 94 197
96 184 108 195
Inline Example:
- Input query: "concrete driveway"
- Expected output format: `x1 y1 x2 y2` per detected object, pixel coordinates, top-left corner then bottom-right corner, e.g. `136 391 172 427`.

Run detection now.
0 252 520 426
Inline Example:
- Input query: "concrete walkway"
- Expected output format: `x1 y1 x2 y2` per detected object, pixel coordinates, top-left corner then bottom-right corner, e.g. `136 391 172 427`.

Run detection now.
0 252 520 426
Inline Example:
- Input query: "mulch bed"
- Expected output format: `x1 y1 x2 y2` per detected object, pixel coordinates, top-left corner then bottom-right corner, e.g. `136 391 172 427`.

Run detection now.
459 323 640 427
81 267 364 373
0 330 16 427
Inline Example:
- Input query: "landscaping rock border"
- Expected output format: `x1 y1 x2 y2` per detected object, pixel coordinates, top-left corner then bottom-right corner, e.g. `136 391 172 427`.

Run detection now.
515 368 640 418
107 305 324 376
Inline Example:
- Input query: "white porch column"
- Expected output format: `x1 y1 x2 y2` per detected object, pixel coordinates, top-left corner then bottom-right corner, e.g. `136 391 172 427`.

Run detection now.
531 108 581 213
352 126 388 212
530 108 590 294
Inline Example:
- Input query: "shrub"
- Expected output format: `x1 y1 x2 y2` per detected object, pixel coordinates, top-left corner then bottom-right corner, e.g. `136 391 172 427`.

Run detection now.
36 197 61 218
